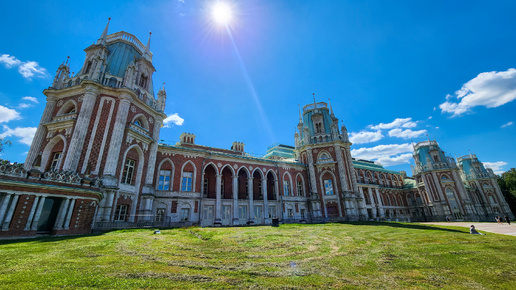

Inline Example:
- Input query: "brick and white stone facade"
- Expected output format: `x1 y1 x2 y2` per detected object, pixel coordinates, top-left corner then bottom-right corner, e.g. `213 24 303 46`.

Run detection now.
0 23 513 238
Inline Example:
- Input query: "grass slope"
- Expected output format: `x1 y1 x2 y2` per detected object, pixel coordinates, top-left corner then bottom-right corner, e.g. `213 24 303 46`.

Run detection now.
1 222 515 289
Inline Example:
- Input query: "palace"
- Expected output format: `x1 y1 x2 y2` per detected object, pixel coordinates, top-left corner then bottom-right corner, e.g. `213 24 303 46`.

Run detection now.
0 22 513 238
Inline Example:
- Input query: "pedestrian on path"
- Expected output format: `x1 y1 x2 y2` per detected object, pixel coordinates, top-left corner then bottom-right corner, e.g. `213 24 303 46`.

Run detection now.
446 216 451 222
496 216 503 225
505 216 511 225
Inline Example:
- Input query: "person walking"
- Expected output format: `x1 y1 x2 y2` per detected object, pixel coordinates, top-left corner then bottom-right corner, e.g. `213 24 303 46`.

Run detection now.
505 216 511 225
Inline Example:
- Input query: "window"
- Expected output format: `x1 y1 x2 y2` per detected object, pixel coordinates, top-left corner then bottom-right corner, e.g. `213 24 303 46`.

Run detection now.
155 208 165 222
122 158 136 184
158 170 171 190
287 208 293 218
300 208 306 218
324 179 334 195
220 179 224 194
433 155 439 162
297 180 304 196
139 74 148 88
268 206 276 218
180 208 190 221
203 178 208 197
134 119 143 127
283 180 290 196
181 172 193 191
50 152 62 171
114 205 128 221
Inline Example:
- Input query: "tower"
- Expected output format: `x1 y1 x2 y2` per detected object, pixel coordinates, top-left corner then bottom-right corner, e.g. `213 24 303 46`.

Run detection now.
412 140 475 221
24 20 167 223
457 154 514 220
294 98 365 221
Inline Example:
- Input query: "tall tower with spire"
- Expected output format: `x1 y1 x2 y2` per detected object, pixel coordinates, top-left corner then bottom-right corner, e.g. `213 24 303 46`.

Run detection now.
24 19 167 223
294 96 364 221
411 140 477 221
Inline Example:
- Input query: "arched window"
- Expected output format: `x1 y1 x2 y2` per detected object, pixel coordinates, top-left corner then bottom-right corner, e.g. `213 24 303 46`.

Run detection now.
139 74 148 89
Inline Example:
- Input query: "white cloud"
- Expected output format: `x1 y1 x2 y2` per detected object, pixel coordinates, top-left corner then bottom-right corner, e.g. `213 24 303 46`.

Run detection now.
163 113 184 127
370 118 417 130
22 96 38 103
0 54 49 80
18 61 48 79
349 130 383 144
18 103 32 109
388 128 427 139
440 68 516 117
0 126 37 146
0 54 21 68
501 121 513 128
428 116 432 120
351 143 413 167
0 105 20 123
483 161 508 175
375 153 414 167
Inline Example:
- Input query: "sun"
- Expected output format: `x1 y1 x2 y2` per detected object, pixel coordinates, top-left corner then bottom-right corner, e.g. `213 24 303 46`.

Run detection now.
212 2 232 25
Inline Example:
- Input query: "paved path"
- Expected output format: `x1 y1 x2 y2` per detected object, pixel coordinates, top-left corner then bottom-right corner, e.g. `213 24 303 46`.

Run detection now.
421 222 516 236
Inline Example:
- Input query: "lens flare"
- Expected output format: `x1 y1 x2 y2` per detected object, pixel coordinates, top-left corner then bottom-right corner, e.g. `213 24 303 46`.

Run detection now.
212 2 232 25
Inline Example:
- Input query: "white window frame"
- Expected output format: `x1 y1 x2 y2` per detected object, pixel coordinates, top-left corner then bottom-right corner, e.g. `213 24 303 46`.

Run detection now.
114 205 128 221
324 179 334 195
181 172 193 192
122 158 136 185
158 170 171 190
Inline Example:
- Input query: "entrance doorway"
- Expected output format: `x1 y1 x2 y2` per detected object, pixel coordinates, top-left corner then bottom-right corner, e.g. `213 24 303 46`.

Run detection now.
37 197 62 233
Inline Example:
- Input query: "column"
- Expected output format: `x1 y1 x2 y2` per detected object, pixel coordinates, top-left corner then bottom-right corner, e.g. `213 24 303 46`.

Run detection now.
214 174 222 224
64 199 76 229
248 177 255 223
0 193 13 224
262 178 270 224
274 178 280 218
103 94 132 179
375 188 385 218
306 149 318 194
232 176 239 225
53 198 70 230
144 119 163 186
1 194 19 230
102 191 115 221
358 187 368 218
334 144 349 192
24 196 39 230
62 85 99 171
25 96 57 171
31 196 47 231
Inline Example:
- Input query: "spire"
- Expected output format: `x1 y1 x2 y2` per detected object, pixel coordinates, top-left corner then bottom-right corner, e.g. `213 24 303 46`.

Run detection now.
145 32 152 52
97 18 111 45
65 56 69 65
298 104 302 123
328 98 334 116
313 93 316 107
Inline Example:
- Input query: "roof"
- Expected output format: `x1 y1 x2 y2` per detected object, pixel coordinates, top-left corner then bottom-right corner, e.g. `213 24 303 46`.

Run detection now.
352 159 402 175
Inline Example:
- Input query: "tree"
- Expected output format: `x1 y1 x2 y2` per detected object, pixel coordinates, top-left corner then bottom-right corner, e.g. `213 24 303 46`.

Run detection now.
0 138 12 153
497 168 516 215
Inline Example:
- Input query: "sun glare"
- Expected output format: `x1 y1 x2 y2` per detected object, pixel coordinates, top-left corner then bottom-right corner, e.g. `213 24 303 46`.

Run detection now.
212 2 232 25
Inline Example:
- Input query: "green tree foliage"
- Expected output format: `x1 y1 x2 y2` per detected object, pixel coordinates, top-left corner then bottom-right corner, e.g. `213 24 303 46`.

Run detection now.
497 168 516 214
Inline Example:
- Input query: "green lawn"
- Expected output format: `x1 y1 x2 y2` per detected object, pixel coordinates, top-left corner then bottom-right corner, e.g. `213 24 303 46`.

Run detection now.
1 222 515 289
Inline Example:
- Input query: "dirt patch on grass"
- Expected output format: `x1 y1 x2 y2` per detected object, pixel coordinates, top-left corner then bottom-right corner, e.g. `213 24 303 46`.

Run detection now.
115 271 215 282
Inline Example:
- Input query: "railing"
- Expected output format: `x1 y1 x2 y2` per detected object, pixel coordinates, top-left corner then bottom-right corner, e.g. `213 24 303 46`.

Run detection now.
94 220 195 230
52 112 78 123
127 123 152 139
302 102 328 112
106 32 150 56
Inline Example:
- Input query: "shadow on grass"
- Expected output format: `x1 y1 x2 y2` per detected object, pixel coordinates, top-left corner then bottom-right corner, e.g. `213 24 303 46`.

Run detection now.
0 232 107 245
344 221 466 234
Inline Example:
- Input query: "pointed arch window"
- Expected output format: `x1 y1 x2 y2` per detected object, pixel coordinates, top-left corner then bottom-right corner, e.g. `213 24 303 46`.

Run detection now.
324 179 334 195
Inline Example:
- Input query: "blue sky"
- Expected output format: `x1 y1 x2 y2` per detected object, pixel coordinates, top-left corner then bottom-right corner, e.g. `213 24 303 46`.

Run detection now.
1 0 515 176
